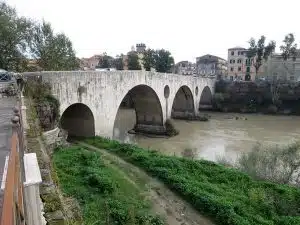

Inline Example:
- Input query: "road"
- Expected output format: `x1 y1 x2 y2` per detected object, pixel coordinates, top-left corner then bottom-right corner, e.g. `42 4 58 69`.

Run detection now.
0 97 17 213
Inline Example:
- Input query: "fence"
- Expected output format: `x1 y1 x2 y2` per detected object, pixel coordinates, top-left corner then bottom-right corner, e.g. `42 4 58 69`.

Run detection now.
1 99 27 225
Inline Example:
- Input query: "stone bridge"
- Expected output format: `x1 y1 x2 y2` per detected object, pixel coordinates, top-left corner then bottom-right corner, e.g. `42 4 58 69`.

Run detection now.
23 71 215 138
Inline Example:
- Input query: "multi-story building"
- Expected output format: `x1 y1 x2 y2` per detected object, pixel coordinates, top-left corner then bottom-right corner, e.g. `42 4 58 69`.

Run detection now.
196 54 227 79
173 61 196 75
262 52 300 81
80 55 102 70
227 47 264 81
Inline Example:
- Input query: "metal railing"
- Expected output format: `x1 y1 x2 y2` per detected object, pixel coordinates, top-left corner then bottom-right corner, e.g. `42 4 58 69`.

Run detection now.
1 99 26 225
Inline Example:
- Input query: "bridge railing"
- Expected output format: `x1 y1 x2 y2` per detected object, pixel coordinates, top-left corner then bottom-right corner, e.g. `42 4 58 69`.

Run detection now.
1 100 26 225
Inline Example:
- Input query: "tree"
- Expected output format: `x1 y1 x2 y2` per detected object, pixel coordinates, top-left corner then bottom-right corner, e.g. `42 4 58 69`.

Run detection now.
142 49 156 71
127 52 141 70
114 55 124 70
0 2 34 71
154 49 174 73
280 33 298 61
30 21 79 71
97 54 111 68
247 36 276 80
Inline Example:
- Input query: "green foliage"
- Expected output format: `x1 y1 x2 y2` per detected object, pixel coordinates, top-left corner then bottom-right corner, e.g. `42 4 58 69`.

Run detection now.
0 1 34 71
142 48 174 73
0 1 78 72
53 146 164 225
143 49 156 71
247 36 276 75
97 54 113 69
24 79 60 129
30 21 79 71
280 33 298 61
84 136 300 225
114 55 124 70
165 119 179 136
238 142 300 185
154 49 174 73
127 52 141 70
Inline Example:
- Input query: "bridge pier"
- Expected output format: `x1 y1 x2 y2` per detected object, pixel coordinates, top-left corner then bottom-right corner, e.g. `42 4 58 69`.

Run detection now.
133 123 167 135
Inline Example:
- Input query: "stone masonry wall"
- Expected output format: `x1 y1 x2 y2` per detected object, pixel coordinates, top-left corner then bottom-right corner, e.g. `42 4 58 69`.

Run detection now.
22 71 216 138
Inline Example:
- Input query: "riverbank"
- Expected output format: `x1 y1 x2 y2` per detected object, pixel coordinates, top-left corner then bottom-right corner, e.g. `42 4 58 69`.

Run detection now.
53 145 165 225
83 136 300 225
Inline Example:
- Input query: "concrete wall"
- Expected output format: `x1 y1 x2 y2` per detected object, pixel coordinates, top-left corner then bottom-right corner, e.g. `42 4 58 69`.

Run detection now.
23 71 215 138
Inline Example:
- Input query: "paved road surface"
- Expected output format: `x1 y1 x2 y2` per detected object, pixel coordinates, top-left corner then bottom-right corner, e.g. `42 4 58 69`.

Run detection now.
0 97 17 213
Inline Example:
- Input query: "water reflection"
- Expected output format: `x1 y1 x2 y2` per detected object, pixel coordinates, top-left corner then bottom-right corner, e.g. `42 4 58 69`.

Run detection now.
113 108 300 162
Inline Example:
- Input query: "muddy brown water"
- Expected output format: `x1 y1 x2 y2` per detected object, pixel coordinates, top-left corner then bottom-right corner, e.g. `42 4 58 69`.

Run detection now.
113 108 300 163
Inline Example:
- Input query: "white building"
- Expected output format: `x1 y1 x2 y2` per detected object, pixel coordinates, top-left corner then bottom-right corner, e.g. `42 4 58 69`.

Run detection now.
227 47 261 81
196 54 227 79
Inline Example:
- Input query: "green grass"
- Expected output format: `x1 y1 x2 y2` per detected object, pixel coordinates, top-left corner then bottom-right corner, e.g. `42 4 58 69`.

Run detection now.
53 145 164 225
84 136 300 225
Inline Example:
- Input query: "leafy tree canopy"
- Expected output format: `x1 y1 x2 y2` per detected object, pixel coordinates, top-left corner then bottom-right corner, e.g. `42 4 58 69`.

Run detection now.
247 35 276 75
280 33 298 61
127 52 141 70
0 1 79 72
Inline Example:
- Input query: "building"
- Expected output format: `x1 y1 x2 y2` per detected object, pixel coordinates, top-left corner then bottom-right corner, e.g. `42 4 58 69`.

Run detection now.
136 43 146 53
227 47 264 81
80 55 102 70
173 61 196 75
262 52 300 81
196 54 227 79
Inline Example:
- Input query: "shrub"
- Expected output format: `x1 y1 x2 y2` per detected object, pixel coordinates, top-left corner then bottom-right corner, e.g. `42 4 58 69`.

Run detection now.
165 119 179 136
238 142 300 186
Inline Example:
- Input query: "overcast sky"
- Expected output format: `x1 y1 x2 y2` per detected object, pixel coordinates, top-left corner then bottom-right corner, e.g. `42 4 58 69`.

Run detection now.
6 0 300 63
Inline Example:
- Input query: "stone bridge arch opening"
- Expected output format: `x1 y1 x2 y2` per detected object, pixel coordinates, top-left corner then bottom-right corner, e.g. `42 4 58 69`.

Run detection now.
199 86 213 110
60 103 95 138
113 85 165 141
171 85 195 119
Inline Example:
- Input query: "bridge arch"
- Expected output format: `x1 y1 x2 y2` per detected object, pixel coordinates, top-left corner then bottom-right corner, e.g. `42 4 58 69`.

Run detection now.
171 85 195 118
199 86 213 110
60 103 95 138
113 84 165 138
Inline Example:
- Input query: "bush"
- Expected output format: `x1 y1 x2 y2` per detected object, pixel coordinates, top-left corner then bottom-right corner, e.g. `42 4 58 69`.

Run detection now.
238 142 300 186
165 119 179 136
84 137 300 225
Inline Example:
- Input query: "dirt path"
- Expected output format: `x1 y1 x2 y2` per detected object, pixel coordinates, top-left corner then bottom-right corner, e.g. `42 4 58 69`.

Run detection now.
78 142 215 225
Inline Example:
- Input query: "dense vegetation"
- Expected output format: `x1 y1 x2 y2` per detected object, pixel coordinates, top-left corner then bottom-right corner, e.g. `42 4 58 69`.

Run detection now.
23 79 60 131
84 136 300 225
0 1 79 72
53 145 164 225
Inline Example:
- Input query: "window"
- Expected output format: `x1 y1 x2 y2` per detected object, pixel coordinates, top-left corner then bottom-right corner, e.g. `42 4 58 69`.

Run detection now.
241 52 244 55
231 51 234 56
238 67 242 71
232 60 235 63
230 67 234 71
246 67 250 73
230 76 233 81
290 76 295 81
237 59 242 63
230 60 232 63
238 51 240 55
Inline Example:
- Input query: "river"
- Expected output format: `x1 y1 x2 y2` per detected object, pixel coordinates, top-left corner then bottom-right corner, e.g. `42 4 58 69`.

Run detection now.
113 109 300 163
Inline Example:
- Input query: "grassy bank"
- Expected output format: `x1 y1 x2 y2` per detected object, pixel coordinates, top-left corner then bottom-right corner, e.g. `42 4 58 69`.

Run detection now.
84 136 300 225
53 145 164 225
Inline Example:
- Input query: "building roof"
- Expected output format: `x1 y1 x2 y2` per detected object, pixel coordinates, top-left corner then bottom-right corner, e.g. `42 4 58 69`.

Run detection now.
196 54 226 62
228 46 247 50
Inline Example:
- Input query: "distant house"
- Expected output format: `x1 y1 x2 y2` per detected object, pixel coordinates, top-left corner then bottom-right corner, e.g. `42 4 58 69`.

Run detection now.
80 55 102 70
196 54 227 79
173 61 196 75
262 51 300 82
